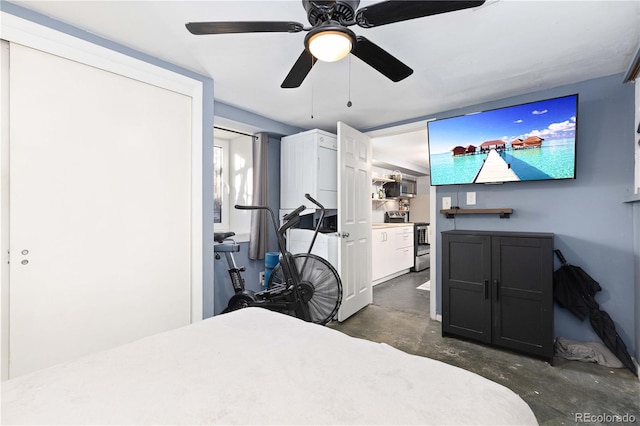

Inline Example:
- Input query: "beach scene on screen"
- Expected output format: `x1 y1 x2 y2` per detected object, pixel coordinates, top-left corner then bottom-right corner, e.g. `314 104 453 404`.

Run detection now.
428 95 577 185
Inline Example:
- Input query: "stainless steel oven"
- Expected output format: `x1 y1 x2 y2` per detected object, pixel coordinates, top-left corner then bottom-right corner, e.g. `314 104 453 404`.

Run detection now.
384 211 407 223
413 222 430 272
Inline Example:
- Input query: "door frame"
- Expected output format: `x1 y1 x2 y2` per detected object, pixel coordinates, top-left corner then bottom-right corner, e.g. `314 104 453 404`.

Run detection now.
366 120 439 321
0 12 205 380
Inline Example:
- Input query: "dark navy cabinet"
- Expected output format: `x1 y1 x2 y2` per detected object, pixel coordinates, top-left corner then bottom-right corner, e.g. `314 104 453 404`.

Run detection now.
442 230 554 360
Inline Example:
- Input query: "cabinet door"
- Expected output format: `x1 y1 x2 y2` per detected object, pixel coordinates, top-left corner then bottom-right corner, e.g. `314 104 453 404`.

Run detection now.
371 229 387 281
395 246 414 270
491 236 553 359
442 233 492 343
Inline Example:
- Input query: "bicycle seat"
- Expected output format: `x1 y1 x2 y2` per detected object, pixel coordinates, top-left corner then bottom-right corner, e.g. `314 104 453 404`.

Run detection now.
214 231 235 243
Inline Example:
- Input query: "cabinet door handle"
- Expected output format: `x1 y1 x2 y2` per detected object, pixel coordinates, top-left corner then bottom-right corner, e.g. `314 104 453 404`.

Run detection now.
494 279 499 300
484 280 489 299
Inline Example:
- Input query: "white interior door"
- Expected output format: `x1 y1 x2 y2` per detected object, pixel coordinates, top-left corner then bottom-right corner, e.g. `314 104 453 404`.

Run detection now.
337 122 372 321
7 44 193 378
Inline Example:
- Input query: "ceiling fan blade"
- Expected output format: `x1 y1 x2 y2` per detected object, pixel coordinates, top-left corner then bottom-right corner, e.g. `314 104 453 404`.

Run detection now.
351 36 413 82
356 1 486 28
281 50 316 88
186 21 304 35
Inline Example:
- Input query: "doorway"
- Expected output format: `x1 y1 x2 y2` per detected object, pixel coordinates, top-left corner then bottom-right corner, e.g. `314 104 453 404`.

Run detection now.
366 121 438 322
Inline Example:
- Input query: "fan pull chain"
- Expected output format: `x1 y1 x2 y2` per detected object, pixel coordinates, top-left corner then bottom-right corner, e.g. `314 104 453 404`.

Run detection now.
311 57 315 119
347 55 352 108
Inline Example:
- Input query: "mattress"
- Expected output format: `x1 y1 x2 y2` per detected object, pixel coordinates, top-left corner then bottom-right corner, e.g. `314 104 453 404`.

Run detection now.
1 308 537 425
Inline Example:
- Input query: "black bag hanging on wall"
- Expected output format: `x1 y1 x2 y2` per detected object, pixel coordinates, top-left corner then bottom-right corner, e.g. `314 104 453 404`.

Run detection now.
553 250 637 376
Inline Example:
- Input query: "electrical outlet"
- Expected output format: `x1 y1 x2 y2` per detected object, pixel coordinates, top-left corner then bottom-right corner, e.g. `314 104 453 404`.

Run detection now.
259 271 265 286
466 192 476 205
442 197 451 210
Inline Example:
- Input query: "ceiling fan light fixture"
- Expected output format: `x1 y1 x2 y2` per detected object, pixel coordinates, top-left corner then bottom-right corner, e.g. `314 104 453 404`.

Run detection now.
305 26 356 62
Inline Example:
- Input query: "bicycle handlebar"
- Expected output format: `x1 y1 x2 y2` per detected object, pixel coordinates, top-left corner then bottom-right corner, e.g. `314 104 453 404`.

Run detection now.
303 193 325 256
282 205 306 222
234 204 268 211
234 204 280 241
304 193 325 211
234 195 326 259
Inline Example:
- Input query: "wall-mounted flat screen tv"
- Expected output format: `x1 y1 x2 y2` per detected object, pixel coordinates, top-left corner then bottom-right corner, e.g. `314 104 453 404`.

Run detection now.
427 94 578 186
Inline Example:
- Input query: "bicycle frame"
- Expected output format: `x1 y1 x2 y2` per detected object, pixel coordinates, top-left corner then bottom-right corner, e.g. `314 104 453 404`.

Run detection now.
217 193 340 323
213 234 245 293
234 201 313 321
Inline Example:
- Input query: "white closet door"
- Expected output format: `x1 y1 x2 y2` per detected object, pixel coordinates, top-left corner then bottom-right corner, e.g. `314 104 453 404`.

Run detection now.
8 44 193 377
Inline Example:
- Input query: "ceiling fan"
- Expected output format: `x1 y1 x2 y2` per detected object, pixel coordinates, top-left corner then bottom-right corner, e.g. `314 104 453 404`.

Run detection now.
186 1 485 88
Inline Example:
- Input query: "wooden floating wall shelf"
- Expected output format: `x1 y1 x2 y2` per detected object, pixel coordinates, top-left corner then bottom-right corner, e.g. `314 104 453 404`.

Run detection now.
440 208 513 219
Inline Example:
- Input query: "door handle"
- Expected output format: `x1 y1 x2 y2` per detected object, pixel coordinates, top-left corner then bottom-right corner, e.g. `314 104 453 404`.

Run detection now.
494 279 499 300
21 249 30 265
341 232 350 238
484 279 489 299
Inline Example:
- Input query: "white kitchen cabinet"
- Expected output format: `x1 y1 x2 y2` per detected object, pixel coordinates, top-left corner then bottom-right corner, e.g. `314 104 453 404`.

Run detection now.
372 228 392 281
372 225 414 285
280 129 337 211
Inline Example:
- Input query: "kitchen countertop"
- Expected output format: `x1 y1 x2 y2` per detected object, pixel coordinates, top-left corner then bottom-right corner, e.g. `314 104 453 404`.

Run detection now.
372 222 413 229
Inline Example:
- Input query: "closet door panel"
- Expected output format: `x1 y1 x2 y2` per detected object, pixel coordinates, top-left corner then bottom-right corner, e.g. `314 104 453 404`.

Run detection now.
8 44 193 377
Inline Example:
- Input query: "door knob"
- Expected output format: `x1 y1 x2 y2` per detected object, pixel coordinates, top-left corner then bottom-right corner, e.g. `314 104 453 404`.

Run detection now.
341 232 350 238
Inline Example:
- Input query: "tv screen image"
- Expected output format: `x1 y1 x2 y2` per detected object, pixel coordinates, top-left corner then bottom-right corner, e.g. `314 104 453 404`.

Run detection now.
427 94 578 186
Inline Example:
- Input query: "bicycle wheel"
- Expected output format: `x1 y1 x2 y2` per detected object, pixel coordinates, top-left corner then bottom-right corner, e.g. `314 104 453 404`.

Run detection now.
268 253 342 325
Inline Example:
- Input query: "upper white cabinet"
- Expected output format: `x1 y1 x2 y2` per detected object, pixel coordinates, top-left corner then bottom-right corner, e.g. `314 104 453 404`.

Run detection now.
281 129 337 211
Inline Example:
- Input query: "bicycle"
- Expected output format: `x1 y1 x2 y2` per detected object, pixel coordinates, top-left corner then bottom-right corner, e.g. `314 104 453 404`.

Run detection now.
214 193 342 325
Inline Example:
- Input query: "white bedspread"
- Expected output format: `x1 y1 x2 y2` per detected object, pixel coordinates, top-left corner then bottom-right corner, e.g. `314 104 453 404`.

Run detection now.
2 308 537 425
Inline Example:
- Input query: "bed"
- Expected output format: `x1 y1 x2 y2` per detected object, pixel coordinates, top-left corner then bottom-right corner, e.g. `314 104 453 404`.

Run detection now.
1 308 537 425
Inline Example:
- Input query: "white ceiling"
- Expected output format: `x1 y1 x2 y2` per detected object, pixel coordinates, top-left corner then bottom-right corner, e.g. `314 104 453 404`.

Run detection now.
9 0 640 175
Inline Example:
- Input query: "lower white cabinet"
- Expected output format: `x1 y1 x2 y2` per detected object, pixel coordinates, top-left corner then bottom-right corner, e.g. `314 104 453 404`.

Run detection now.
372 228 392 281
372 225 414 284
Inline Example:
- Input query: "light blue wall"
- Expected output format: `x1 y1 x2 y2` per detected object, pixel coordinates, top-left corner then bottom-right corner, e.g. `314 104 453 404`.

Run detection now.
429 75 637 353
2 1 217 319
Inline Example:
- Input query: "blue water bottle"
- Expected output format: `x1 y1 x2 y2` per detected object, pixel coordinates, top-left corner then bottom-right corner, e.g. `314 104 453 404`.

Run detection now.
264 252 280 289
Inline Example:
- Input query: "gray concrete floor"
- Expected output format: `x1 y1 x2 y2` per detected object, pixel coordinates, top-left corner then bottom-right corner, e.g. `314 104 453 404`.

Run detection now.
329 269 640 425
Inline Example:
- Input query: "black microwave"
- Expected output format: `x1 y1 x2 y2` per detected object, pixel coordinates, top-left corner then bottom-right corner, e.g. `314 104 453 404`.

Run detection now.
383 180 416 198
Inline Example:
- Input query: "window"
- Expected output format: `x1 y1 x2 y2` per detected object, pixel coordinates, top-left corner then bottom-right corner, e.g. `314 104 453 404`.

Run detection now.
213 128 253 240
213 145 223 224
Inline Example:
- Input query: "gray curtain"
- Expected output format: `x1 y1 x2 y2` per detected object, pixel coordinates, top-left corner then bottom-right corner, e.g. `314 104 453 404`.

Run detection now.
248 132 268 260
